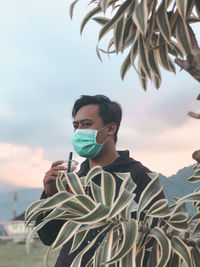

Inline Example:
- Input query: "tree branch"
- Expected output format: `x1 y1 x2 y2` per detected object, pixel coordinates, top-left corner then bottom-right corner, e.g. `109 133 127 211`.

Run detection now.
174 25 200 83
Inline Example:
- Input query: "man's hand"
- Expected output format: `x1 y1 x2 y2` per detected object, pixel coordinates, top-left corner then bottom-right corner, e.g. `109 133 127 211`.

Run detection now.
43 160 67 197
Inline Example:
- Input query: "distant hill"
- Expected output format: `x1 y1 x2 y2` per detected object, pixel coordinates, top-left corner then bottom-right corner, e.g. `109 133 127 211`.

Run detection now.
159 165 197 214
0 165 198 221
0 188 43 221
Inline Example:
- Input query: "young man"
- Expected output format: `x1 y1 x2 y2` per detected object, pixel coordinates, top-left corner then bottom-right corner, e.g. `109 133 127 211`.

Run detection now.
36 95 165 266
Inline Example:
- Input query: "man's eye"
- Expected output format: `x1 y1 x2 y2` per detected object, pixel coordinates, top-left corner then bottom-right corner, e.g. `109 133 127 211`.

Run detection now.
73 125 78 130
83 123 91 128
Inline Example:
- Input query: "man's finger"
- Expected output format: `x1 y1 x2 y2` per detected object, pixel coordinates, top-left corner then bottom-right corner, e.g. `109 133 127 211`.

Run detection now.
51 160 64 167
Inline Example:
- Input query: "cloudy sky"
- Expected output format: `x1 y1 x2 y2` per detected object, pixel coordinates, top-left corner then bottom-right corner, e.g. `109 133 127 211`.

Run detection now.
0 0 199 189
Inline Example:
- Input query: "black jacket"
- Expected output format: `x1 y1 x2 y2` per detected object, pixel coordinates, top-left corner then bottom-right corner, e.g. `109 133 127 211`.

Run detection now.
36 151 165 266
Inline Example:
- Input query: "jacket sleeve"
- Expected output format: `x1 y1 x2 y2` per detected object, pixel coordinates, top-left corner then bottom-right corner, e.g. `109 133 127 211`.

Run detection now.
35 191 65 246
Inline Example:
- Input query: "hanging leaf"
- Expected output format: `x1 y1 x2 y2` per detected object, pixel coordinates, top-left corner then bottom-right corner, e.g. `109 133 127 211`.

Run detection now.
132 0 148 36
175 16 192 55
156 1 171 43
175 0 188 18
99 0 132 41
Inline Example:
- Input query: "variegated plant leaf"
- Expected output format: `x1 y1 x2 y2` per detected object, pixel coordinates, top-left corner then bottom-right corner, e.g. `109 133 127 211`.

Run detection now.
156 1 171 43
149 227 171 267
93 16 110 25
137 172 163 219
120 50 132 80
146 199 171 218
70 229 88 253
101 171 116 206
65 172 86 195
166 212 189 231
175 16 192 55
175 0 188 18
114 17 124 53
70 225 111 267
25 199 45 220
80 6 102 34
51 221 80 250
138 34 151 78
71 203 110 224
84 165 103 186
69 0 79 19
132 0 148 36
105 219 138 264
191 246 200 267
99 0 132 41
192 221 200 236
171 236 192 267
108 188 135 219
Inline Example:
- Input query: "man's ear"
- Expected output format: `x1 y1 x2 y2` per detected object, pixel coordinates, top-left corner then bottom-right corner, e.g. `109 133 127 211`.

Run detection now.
107 122 117 136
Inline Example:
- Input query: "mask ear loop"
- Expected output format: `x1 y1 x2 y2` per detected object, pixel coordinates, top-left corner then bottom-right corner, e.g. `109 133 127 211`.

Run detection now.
101 136 110 145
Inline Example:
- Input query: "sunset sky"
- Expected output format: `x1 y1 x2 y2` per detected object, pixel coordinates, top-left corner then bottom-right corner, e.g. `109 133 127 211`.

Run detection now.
0 0 199 190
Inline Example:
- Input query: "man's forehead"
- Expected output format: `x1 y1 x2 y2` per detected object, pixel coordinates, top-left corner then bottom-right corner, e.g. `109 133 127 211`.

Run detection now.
74 104 100 119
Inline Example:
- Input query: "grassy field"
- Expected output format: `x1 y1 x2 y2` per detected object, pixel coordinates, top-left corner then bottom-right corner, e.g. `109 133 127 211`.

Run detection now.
0 239 59 267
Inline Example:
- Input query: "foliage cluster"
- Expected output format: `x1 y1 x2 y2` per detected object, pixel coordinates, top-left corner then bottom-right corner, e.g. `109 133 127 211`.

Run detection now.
26 164 200 266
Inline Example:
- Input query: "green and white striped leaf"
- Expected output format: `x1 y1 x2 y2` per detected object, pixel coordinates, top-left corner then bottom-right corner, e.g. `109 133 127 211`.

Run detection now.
101 171 116 206
39 191 73 210
108 189 135 219
135 247 145 267
137 173 163 219
192 221 200 236
119 246 135 267
156 1 171 43
151 71 162 89
85 166 103 186
94 229 113 266
70 225 110 267
175 16 192 55
138 34 151 78
51 221 80 250
120 50 132 80
99 0 132 41
25 199 44 220
171 236 192 267
177 192 200 203
72 203 110 224
80 6 102 34
176 0 188 18
146 199 170 217
106 219 138 264
132 0 148 36
93 17 110 25
56 173 67 192
149 227 171 267
191 246 200 267
90 181 102 203
65 172 85 195
99 0 111 13
70 229 88 253
148 48 161 79
69 0 79 19
147 241 159 267
167 212 189 231
114 18 124 53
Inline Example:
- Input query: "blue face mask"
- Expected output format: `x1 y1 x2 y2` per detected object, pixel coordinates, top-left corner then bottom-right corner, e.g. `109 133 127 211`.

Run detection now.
72 126 109 159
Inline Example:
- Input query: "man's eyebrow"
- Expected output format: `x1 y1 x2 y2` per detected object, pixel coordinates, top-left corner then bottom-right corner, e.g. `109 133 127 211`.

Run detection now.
73 119 93 124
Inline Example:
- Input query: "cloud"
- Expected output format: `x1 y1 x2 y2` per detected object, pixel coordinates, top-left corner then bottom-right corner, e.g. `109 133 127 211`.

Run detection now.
0 143 51 188
118 118 199 176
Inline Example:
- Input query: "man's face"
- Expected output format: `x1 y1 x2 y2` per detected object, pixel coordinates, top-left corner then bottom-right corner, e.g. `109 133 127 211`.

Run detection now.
73 104 108 144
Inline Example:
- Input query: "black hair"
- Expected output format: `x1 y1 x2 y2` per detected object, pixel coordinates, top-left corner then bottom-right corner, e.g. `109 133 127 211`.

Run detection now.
72 94 122 143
